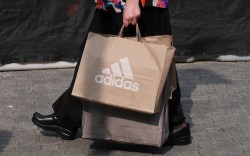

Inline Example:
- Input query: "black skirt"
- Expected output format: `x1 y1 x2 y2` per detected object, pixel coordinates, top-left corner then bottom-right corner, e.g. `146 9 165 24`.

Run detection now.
90 6 171 37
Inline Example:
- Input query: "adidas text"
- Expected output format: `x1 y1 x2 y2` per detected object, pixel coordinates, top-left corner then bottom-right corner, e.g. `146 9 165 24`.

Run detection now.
95 75 140 92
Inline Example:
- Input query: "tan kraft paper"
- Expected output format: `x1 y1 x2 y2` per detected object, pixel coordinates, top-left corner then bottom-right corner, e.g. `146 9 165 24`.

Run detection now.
72 32 175 114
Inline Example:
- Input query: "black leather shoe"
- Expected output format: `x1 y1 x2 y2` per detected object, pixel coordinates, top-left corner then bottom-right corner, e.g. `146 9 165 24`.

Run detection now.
32 112 77 140
165 123 191 145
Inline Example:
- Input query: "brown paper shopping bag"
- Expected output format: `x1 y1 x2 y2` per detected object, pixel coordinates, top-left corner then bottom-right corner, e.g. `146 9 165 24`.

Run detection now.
72 25 175 114
81 65 173 147
82 96 169 147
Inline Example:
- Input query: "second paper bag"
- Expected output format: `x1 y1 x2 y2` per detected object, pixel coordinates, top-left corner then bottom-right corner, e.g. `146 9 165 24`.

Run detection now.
72 32 175 114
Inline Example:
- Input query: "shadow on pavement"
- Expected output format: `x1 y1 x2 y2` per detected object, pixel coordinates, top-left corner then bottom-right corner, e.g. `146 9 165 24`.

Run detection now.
89 141 172 154
0 130 12 152
40 130 58 137
177 68 232 127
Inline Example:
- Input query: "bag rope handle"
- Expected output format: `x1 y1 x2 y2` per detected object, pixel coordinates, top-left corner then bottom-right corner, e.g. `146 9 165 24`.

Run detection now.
118 24 142 41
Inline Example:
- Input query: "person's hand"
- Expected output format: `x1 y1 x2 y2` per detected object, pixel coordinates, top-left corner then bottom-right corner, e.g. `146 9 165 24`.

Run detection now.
123 0 141 27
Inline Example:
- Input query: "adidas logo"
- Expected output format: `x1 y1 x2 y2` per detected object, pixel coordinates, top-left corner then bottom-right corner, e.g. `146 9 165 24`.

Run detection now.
95 57 140 92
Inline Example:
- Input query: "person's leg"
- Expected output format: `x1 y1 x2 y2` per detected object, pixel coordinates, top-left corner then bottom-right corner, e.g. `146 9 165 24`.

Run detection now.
168 77 186 126
51 7 123 131
51 41 86 129
32 6 124 140
32 34 89 139
52 7 125 130
32 4 95 139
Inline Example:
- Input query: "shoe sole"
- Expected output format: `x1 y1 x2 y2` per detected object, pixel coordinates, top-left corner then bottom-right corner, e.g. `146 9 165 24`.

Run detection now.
32 117 76 140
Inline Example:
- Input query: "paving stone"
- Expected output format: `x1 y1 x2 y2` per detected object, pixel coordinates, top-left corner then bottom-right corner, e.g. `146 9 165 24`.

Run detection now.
37 150 65 156
0 152 20 156
178 150 200 156
15 143 41 152
63 149 86 156
198 147 228 156
0 144 16 152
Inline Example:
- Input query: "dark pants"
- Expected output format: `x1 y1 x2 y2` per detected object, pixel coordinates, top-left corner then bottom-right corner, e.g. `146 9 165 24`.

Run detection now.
52 7 185 129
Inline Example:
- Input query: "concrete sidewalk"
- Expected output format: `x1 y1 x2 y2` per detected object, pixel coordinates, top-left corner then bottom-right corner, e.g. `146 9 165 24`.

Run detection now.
1 61 250 156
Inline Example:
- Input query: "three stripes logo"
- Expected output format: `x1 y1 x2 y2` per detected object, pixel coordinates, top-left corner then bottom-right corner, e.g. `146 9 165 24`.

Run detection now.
95 57 140 92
